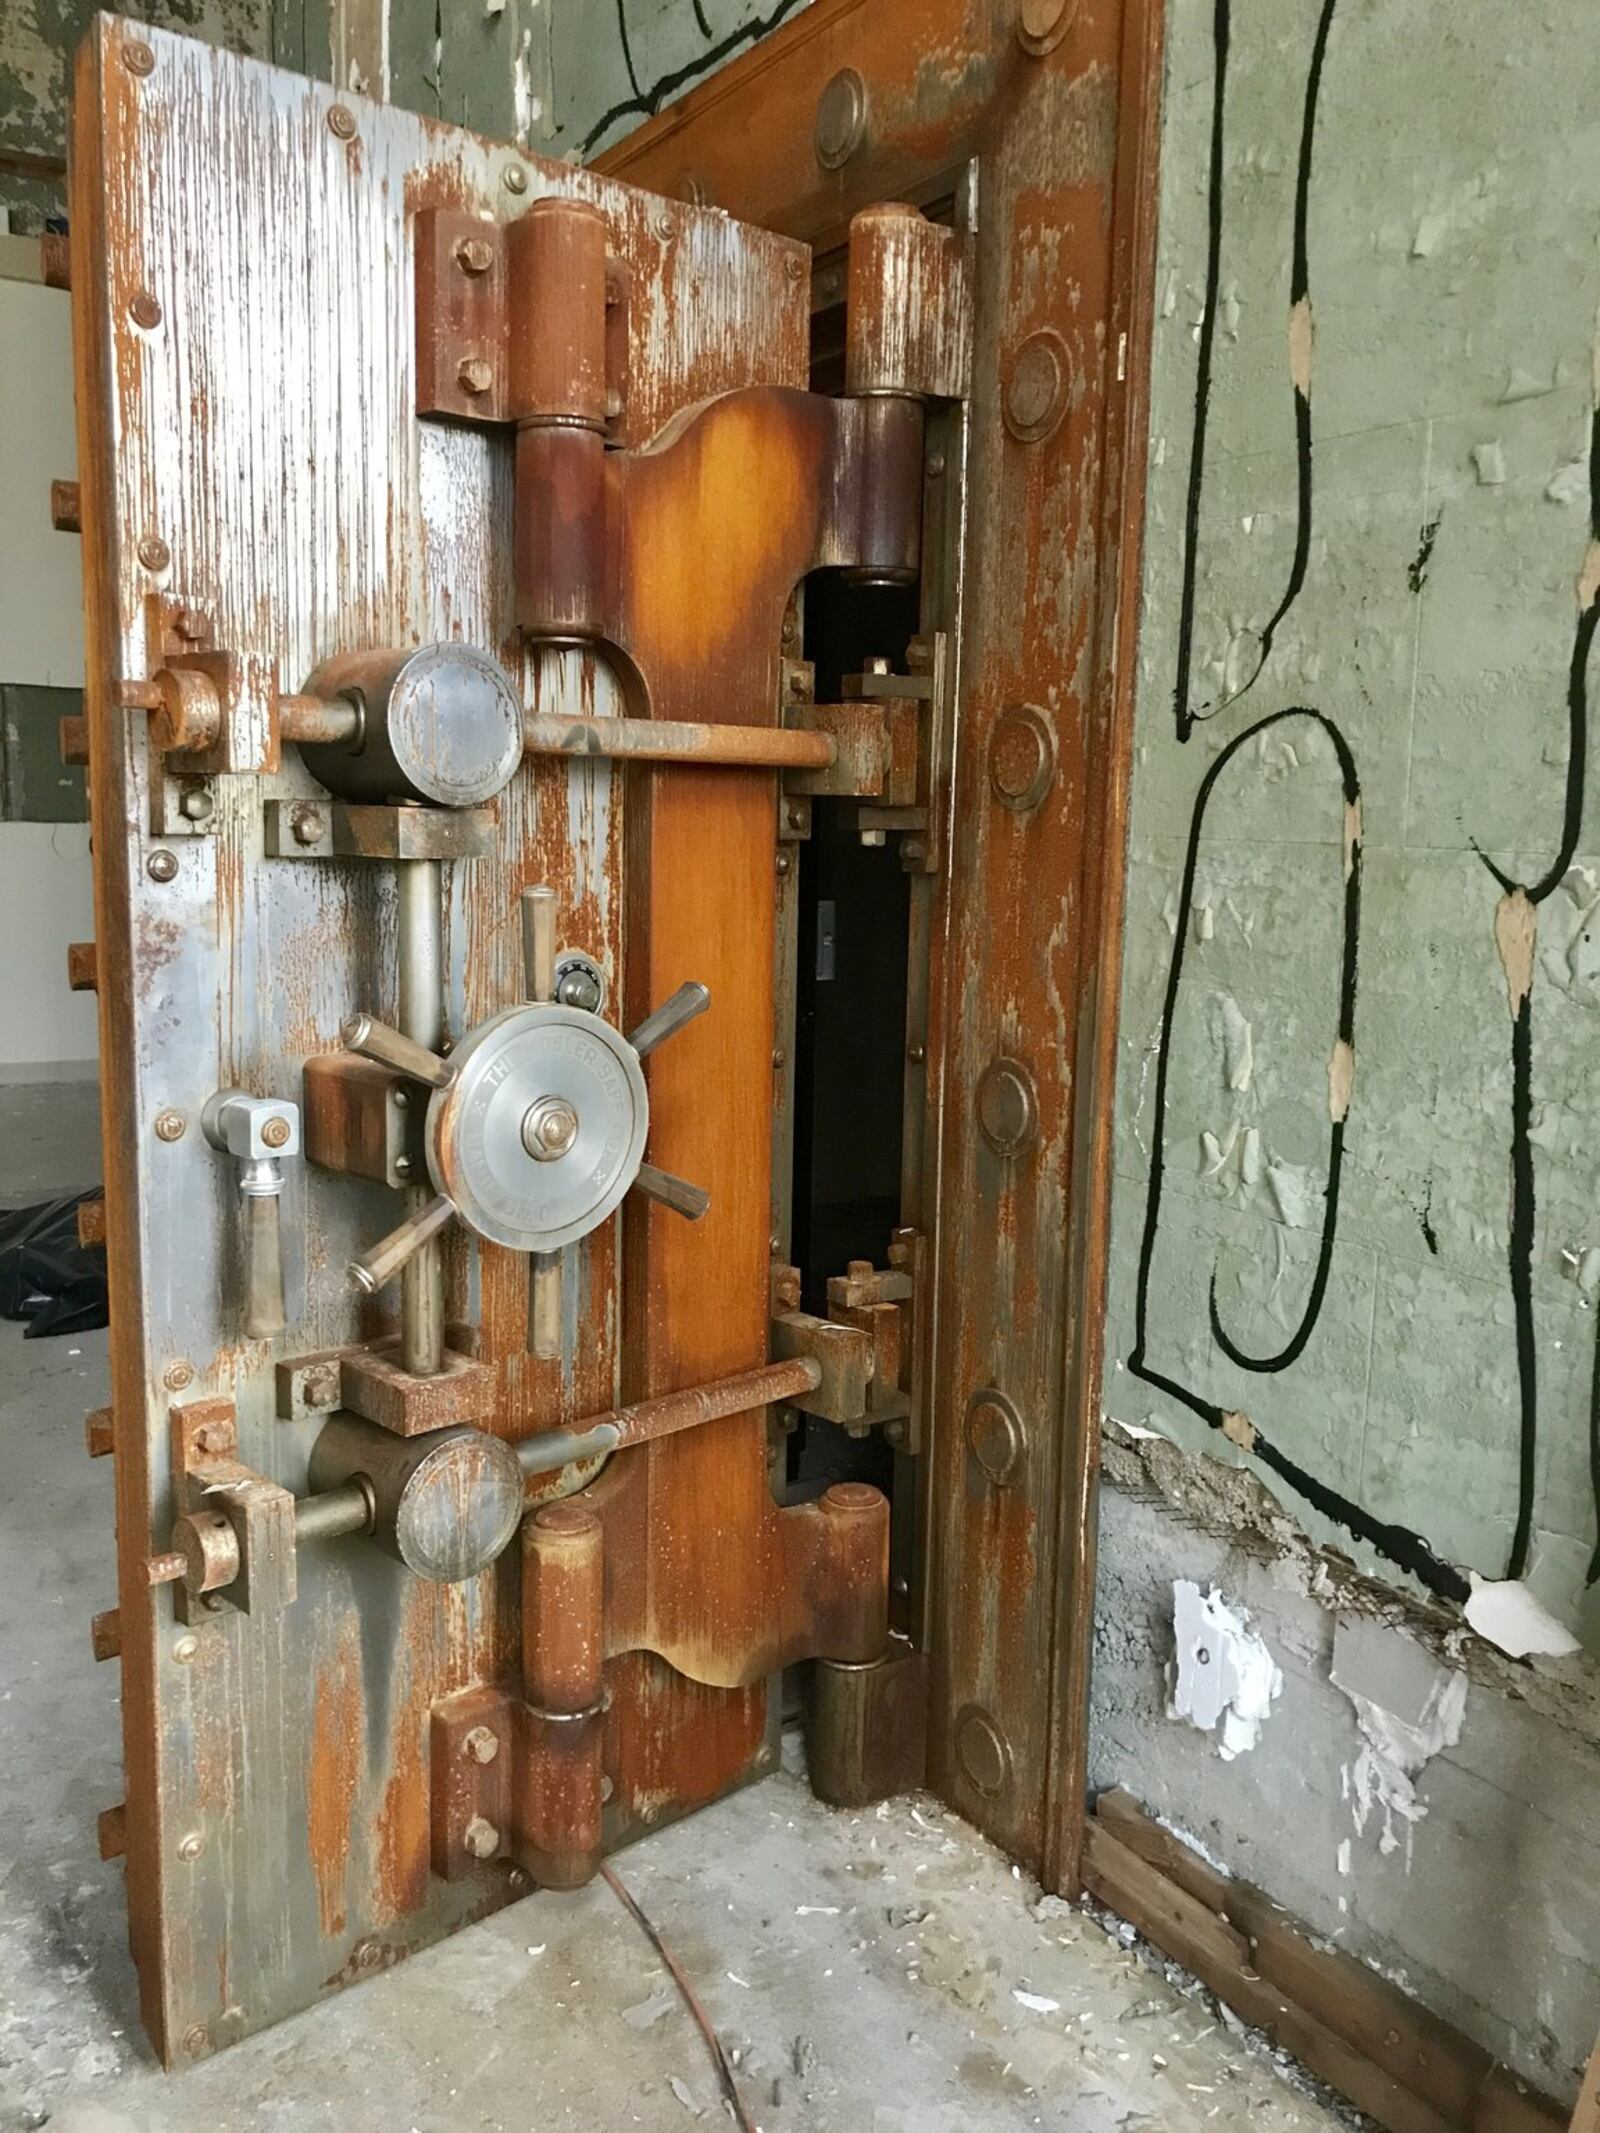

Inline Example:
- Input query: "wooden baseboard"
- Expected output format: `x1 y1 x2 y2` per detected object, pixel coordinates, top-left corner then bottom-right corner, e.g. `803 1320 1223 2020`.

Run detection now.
1083 1790 1565 2133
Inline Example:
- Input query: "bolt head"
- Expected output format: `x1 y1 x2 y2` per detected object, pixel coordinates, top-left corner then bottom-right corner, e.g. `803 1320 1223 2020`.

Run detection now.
505 1866 530 1893
182 2023 208 2058
260 1114 292 1150
289 803 326 847
463 1724 500 1765
555 965 604 1014
652 208 675 241
326 104 357 141
177 1830 204 1861
173 1634 199 1663
122 40 155 76
1017 0 1079 54
129 290 162 331
457 354 494 396
146 848 179 881
814 66 868 169
463 1814 500 1860
137 536 170 574
177 785 213 823
454 234 494 276
503 163 528 195
154 1108 186 1142
304 1366 340 1410
353 1937 382 1970
521 1094 579 1162
1004 328 1070 444
164 1360 194 1391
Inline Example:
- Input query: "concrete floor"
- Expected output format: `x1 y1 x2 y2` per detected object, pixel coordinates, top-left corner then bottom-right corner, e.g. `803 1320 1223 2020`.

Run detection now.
0 1087 1352 2132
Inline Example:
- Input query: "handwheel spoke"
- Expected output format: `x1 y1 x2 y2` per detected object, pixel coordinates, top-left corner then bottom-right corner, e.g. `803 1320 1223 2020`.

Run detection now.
341 1010 454 1090
348 1194 456 1292
634 1162 711 1221
626 980 710 1060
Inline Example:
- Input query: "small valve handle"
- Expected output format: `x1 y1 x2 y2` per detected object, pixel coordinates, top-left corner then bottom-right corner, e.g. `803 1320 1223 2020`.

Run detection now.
522 884 558 1003
203 1090 299 1343
241 1176 288 1339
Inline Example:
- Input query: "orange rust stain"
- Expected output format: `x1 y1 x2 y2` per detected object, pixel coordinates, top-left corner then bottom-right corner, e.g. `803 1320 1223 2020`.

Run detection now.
625 399 812 672
374 1705 432 1927
306 1624 363 1941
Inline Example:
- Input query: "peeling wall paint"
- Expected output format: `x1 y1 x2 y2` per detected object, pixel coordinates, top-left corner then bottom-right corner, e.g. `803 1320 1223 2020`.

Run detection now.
1092 1420 1600 2095
1106 0 1600 1643
1329 1611 1466 1871
1168 1579 1281 1757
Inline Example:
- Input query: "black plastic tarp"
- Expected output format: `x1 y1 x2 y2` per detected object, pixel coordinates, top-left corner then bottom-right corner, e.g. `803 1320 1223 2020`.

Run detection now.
0 1192 110 1338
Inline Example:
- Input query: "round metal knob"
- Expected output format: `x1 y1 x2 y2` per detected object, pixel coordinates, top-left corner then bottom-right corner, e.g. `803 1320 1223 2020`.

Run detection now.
521 1093 580 1162
296 643 523 809
427 1003 648 1253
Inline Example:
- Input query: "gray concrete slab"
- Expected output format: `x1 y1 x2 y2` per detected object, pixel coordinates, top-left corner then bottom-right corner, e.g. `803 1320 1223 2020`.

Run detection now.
0 1329 1349 2133
0 1080 101 1202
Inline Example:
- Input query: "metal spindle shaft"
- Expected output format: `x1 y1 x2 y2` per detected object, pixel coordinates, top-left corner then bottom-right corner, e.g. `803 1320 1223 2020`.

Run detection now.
522 884 557 1003
398 858 446 1377
341 1011 454 1089
279 693 363 747
626 980 711 1060
529 1249 562 1361
294 1481 374 1545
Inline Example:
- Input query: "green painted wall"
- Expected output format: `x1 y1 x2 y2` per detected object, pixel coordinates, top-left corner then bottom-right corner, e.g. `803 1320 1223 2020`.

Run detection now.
1103 0 1600 1639
388 0 808 161
0 0 328 229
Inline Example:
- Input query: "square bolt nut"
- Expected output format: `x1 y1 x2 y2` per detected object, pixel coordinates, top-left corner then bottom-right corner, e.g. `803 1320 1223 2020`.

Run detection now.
202 1090 300 1161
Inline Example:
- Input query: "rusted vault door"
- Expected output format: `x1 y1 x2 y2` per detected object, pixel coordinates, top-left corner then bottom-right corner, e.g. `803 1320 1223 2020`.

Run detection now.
69 17 955 2061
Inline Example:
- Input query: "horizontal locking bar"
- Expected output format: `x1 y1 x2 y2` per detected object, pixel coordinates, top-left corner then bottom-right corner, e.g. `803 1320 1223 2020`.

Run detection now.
518 1354 821 1476
523 712 834 771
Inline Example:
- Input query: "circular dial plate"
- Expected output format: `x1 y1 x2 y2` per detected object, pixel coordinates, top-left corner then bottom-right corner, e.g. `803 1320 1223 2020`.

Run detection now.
387 643 524 807
427 1002 648 1251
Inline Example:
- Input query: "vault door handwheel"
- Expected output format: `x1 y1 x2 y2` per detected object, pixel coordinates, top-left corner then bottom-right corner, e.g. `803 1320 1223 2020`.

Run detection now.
343 884 711 1363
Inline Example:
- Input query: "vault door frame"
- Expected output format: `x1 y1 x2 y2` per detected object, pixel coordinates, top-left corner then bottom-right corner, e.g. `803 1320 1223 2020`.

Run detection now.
601 0 1164 1890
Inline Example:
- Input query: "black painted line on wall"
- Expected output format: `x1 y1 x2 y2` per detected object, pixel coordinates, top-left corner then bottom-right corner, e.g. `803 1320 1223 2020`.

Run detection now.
1124 708 1467 1596
581 0 810 156
1474 413 1600 1582
1241 0 1335 690
1171 0 1230 744
1173 0 1338 735
1207 715 1358 1373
